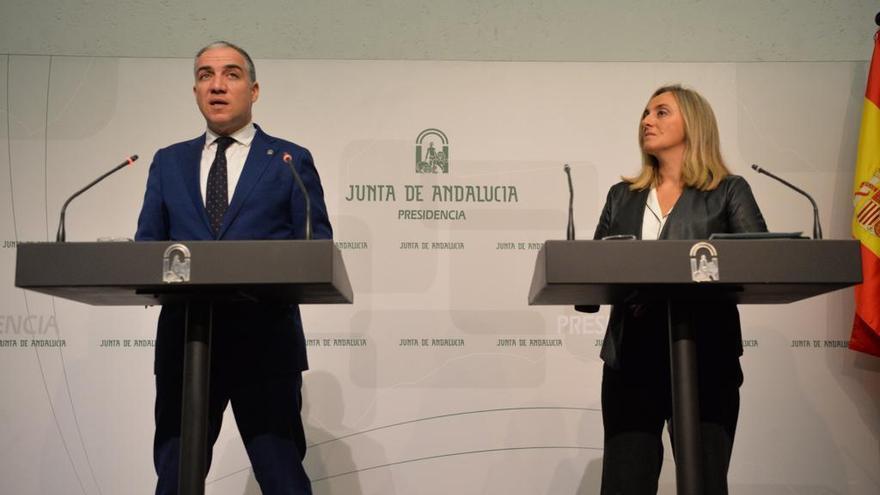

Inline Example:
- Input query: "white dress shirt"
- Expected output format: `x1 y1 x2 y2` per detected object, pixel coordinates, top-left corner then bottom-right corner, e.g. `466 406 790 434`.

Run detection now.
641 187 672 240
200 123 256 206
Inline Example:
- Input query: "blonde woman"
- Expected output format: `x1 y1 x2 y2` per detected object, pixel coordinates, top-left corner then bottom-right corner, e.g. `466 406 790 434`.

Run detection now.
590 85 767 494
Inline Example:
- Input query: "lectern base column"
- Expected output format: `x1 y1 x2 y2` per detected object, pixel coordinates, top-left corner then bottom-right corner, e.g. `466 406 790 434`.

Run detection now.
668 300 703 495
179 302 213 495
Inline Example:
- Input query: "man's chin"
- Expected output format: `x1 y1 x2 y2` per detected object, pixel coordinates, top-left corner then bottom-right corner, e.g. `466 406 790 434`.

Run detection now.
206 119 238 135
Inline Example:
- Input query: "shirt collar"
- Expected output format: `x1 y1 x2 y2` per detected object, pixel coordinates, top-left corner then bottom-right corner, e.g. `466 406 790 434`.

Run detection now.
204 122 256 148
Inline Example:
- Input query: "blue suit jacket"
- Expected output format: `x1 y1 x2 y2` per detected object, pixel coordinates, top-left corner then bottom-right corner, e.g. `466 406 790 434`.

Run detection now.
135 125 332 378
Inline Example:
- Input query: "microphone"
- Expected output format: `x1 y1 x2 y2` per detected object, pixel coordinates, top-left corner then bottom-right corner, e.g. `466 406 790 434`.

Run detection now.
56 155 138 242
564 164 575 240
568 163 597 313
282 152 313 240
751 163 822 239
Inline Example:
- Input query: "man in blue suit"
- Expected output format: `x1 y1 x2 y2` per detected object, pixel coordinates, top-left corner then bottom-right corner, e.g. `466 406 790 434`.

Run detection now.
135 41 331 494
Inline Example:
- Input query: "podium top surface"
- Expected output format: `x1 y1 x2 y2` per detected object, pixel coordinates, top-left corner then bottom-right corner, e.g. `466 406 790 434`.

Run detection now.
528 239 862 305
15 240 353 306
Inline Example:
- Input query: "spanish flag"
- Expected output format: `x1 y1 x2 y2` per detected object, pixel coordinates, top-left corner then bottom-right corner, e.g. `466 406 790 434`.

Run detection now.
851 30 880 356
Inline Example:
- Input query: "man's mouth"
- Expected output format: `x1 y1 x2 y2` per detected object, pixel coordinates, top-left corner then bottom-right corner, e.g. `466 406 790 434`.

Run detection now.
209 99 228 107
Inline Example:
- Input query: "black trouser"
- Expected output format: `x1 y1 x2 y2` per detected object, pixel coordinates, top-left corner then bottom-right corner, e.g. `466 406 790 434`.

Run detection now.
153 371 311 495
600 364 739 495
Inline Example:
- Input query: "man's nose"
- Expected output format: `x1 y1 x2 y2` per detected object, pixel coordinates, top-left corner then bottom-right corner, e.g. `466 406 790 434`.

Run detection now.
209 77 226 92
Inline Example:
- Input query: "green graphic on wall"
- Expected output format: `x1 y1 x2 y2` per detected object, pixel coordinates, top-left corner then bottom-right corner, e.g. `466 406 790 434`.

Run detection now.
416 128 449 174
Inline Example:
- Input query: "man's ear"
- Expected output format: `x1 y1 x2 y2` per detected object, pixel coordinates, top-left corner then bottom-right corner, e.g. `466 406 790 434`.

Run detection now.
251 82 260 103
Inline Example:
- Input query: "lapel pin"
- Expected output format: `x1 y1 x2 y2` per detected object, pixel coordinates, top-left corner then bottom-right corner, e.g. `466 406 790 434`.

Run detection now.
267 149 275 156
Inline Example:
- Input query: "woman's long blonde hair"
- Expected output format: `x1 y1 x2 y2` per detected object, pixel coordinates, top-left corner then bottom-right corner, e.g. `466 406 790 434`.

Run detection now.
625 84 730 191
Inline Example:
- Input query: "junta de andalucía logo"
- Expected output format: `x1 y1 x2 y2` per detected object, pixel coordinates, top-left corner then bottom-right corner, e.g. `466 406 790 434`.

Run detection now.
415 128 449 174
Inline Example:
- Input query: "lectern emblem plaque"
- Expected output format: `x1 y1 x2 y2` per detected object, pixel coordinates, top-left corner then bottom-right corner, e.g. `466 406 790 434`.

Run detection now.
689 242 719 282
163 244 191 283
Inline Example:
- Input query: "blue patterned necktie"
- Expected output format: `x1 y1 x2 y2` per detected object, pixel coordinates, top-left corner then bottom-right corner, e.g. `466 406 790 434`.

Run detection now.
206 136 235 236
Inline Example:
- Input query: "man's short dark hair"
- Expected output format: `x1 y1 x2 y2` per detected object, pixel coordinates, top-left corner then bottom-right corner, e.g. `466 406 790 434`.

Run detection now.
194 41 257 83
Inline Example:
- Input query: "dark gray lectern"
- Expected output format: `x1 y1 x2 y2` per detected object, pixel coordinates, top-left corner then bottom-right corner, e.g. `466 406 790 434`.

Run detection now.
528 239 861 495
16 240 353 495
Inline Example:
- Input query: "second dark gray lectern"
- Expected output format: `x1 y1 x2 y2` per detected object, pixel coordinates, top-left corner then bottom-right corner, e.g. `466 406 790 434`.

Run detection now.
529 239 861 495
16 240 353 495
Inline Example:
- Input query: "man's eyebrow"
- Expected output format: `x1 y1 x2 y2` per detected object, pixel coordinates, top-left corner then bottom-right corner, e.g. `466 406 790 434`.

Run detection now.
196 64 244 73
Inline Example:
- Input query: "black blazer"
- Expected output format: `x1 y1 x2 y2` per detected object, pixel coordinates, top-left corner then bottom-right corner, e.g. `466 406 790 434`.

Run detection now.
588 175 767 380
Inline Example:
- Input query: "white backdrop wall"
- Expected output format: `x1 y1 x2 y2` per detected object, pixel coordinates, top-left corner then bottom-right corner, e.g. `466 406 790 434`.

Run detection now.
0 1 876 62
0 55 879 494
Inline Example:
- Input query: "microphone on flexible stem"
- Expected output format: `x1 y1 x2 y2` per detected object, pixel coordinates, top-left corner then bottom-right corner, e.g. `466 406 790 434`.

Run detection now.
56 155 138 242
282 152 313 240
751 163 823 239
564 164 575 240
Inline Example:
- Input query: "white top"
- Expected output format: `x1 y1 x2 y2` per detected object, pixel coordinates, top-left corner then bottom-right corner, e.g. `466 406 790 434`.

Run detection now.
200 123 256 206
642 187 672 240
